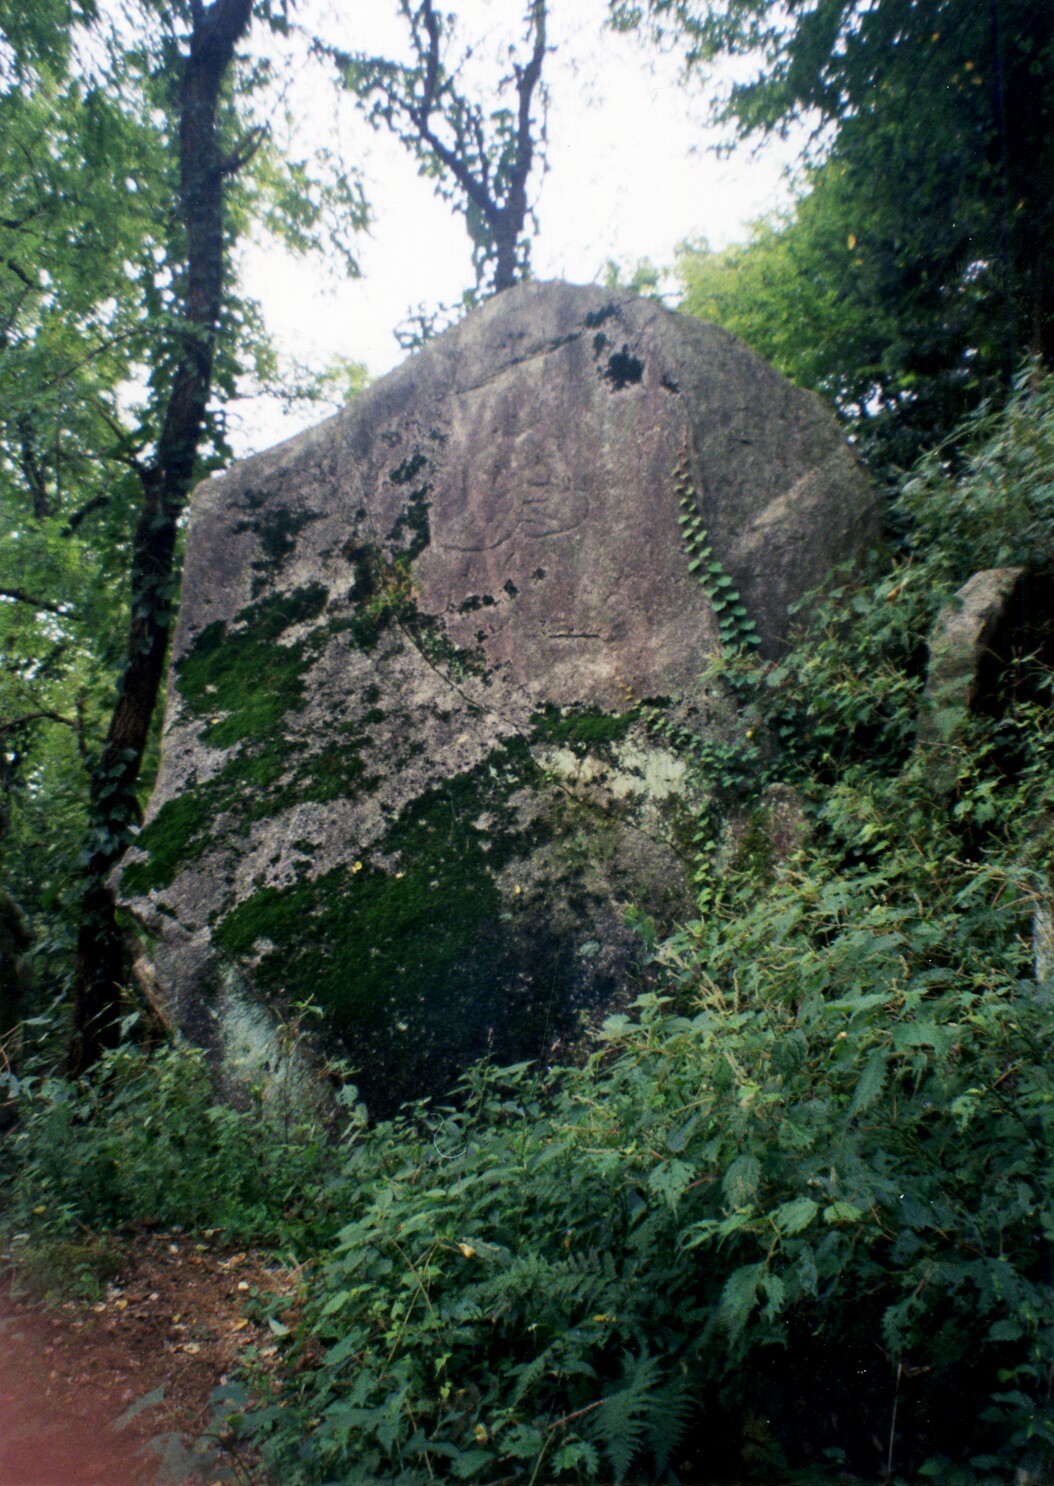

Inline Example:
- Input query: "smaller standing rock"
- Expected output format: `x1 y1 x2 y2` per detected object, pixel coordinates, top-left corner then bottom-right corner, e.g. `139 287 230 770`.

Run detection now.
916 567 1025 788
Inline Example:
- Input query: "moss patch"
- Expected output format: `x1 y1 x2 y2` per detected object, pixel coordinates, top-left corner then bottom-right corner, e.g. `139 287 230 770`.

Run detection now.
388 452 427 487
602 346 645 391
178 584 330 748
210 739 567 1113
584 302 619 329
122 793 216 896
387 487 431 563
123 584 377 895
408 610 491 682
386 450 432 563
234 503 322 596
529 705 640 750
123 724 373 897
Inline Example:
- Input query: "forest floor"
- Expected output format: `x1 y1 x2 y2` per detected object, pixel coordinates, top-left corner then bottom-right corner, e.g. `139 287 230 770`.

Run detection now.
0 1230 296 1485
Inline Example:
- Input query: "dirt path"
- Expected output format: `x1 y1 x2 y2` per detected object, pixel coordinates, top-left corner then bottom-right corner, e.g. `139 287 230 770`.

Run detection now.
0 1232 295 1486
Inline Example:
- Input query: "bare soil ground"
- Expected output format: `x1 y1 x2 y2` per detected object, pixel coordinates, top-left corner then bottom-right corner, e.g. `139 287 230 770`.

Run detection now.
0 1231 296 1486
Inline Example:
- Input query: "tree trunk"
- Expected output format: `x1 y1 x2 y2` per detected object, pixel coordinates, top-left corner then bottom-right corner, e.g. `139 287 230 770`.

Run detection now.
70 0 254 1075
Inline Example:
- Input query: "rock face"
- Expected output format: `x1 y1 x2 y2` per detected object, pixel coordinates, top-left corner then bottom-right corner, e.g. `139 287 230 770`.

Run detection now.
121 281 875 1114
918 567 1027 751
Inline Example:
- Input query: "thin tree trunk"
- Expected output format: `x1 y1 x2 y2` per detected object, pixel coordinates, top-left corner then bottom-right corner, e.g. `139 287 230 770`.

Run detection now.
70 0 254 1074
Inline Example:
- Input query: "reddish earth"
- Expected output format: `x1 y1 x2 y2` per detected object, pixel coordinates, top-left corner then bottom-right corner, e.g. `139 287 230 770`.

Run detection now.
0 1232 295 1486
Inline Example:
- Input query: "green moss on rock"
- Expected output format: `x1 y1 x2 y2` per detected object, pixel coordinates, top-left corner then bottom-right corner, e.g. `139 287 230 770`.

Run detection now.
234 503 322 595
529 705 640 749
122 793 216 896
386 486 431 563
125 583 379 894
210 739 562 1112
178 584 330 747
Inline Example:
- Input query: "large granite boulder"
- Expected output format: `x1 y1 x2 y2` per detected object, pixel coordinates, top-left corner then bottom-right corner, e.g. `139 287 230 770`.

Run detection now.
121 281 875 1114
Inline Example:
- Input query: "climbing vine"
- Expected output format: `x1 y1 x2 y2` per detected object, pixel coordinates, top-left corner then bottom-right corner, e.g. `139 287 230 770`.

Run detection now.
675 454 760 657
646 454 765 906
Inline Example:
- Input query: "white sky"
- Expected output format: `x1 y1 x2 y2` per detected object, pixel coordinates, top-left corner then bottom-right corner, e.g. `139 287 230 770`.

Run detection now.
234 0 801 452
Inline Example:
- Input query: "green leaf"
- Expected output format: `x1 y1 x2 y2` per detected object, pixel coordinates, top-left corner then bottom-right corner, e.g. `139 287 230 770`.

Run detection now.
823 1201 865 1225
648 1158 694 1208
848 1051 888 1116
772 1197 819 1235
718 1262 763 1339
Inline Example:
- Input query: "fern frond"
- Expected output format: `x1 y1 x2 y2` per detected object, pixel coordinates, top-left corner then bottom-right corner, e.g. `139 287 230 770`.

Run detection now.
590 1350 662 1484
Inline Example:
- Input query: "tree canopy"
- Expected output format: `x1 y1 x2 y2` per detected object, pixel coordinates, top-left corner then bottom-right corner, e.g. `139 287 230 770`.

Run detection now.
624 0 1054 463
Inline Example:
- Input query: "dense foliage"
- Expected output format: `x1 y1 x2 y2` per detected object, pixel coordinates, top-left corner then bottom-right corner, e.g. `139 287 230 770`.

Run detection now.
644 0 1054 468
4 378 1052 1482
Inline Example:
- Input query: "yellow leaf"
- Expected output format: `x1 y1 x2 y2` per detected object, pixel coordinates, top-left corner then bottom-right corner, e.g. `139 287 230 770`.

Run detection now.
458 1242 477 1258
474 1423 489 1443
847 233 857 250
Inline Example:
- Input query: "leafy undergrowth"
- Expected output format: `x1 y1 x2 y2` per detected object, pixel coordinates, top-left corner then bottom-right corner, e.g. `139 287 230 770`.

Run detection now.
3 375 1054 1483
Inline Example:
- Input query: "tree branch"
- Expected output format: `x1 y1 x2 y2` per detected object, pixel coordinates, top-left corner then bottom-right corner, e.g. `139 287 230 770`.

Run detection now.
217 122 268 177
17 413 50 517
4 257 35 289
62 494 111 535
0 710 78 735
0 587 69 616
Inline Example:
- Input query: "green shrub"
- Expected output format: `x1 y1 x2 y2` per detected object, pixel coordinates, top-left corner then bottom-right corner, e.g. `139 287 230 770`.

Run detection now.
0 1040 337 1254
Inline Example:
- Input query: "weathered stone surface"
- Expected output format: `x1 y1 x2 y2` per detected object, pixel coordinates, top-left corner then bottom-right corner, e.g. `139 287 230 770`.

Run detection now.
715 783 810 882
916 566 1029 799
120 281 875 1114
919 568 1026 732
